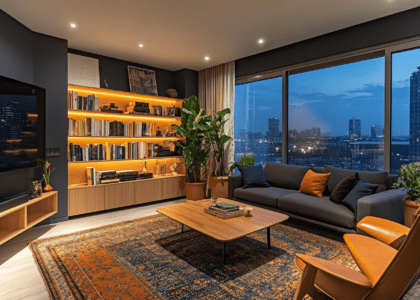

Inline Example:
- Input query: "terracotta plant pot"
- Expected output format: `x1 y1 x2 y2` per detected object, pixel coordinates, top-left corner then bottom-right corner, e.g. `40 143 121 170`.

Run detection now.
403 199 420 228
208 176 229 199
185 182 206 201
44 184 53 192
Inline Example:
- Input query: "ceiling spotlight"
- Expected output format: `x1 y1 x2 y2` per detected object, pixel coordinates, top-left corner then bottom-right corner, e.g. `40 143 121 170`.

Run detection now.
139 44 144 48
258 39 265 44
204 56 210 61
70 23 77 28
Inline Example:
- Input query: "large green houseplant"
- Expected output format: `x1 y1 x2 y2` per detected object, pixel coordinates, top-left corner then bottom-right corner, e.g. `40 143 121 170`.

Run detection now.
393 162 420 227
196 108 232 198
171 96 212 200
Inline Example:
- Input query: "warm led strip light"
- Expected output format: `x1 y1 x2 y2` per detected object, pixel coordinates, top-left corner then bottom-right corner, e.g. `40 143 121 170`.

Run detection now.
68 85 182 104
68 110 180 122
68 156 183 164
68 136 183 143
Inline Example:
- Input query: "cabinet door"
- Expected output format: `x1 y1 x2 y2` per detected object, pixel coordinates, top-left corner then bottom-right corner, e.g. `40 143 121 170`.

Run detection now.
104 182 136 210
68 186 105 216
133 179 163 204
162 176 186 199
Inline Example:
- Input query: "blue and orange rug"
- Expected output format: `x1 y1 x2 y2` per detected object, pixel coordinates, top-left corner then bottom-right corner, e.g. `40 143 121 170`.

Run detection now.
30 214 358 299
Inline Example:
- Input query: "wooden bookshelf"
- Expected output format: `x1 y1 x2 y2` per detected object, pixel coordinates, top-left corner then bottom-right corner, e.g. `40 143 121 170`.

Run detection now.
67 85 186 216
0 192 57 246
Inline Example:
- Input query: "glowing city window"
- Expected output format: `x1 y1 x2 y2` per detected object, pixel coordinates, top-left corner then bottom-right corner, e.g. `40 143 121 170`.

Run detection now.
234 77 283 168
288 57 385 171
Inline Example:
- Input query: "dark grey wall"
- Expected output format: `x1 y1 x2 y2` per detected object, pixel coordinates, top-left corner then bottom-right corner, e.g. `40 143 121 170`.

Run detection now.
236 6 420 78
0 10 68 223
33 33 68 223
0 10 33 85
175 69 199 99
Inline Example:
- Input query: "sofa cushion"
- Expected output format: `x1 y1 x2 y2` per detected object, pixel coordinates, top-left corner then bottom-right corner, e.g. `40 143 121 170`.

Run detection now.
264 163 310 190
342 179 379 212
237 165 270 189
325 166 357 193
358 171 388 193
298 170 331 198
234 187 297 207
329 173 360 203
277 193 356 229
312 166 326 173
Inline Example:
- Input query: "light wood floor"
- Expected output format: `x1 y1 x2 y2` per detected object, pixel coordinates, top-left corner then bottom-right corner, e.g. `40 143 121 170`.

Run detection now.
0 198 419 300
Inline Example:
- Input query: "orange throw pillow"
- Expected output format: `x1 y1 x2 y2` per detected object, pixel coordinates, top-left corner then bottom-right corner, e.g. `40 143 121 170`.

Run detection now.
298 170 331 198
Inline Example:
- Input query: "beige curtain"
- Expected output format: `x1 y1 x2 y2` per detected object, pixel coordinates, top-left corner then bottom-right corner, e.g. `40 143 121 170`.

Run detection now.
198 61 235 180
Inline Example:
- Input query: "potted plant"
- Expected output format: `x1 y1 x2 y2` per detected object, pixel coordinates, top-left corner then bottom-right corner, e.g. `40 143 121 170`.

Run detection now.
229 155 255 173
171 96 212 200
36 158 55 191
393 162 420 227
197 108 232 198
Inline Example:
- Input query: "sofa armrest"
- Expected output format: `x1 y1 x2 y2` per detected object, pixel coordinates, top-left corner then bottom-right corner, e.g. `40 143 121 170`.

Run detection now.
356 189 406 233
228 175 244 199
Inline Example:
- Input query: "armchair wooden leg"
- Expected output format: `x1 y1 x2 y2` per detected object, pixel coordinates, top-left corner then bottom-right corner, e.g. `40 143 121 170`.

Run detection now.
293 265 324 300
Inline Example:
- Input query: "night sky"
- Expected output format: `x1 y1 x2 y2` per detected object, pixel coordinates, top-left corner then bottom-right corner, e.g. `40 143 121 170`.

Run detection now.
235 48 420 138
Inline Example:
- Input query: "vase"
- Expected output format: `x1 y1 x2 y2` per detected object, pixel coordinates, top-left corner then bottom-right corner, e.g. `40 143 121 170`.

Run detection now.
185 182 206 201
403 199 420 228
44 184 53 192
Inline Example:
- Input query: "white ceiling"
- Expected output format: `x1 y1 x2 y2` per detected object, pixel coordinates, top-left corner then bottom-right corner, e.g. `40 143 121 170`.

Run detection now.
1 1 420 71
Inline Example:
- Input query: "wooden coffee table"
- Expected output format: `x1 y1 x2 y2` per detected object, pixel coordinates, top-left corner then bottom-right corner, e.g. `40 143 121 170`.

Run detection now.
156 198 289 264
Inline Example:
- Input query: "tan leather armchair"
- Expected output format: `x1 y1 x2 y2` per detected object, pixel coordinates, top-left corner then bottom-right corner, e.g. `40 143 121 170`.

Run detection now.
293 213 420 300
357 207 419 249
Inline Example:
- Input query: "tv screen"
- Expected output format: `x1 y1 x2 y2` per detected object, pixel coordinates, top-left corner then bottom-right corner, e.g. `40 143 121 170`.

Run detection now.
0 76 45 173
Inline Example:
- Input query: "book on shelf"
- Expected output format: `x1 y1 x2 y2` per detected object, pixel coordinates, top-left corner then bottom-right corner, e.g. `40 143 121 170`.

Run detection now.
67 90 100 112
86 167 97 185
68 140 149 162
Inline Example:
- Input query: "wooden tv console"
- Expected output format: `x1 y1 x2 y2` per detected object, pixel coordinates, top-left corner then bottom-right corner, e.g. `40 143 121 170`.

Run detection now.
0 191 57 246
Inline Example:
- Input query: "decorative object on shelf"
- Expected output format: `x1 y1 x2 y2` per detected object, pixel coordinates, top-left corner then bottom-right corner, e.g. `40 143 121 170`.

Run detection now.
127 102 151 115
165 89 178 98
171 96 212 200
36 159 55 192
229 155 255 173
393 162 420 227
32 180 43 198
166 105 176 116
153 105 163 116
100 103 123 114
169 162 182 176
128 66 158 96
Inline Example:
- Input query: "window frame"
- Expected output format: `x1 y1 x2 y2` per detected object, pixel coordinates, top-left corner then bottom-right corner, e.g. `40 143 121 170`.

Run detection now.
235 35 420 174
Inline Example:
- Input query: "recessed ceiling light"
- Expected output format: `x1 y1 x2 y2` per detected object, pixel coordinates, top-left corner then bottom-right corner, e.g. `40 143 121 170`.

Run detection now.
139 44 144 48
258 39 265 44
204 56 210 61
70 23 77 28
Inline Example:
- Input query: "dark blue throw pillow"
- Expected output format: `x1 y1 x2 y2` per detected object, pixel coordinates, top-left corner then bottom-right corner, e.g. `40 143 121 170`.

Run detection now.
342 178 379 212
237 165 270 189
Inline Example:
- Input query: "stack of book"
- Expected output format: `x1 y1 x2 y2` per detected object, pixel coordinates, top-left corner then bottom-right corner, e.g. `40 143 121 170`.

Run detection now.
208 202 240 214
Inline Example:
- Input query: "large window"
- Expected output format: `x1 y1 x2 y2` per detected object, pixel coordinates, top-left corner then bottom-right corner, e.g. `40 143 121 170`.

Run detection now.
288 58 385 171
234 77 282 166
391 48 420 174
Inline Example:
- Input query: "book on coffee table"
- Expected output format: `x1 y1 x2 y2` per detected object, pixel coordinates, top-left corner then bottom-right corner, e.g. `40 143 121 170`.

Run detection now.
215 202 239 210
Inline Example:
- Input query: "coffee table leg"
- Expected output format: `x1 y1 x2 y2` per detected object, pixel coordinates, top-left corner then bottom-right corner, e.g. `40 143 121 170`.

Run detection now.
267 227 271 249
181 224 184 233
222 242 227 264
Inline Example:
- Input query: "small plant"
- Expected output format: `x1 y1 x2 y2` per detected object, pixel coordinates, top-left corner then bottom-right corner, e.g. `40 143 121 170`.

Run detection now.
35 158 55 185
393 162 420 202
229 156 255 172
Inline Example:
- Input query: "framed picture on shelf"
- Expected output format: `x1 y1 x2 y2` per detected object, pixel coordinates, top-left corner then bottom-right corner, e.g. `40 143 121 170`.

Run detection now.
153 105 162 116
127 66 158 96
166 105 176 116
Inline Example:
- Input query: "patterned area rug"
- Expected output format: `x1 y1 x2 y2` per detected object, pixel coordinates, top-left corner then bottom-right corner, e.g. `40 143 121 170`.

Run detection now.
30 215 358 299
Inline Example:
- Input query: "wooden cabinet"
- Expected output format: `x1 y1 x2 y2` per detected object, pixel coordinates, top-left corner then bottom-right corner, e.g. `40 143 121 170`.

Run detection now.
68 176 185 216
162 176 186 199
0 192 57 246
68 186 104 216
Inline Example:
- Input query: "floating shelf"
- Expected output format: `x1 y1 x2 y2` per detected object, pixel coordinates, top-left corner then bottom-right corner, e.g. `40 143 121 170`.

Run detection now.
68 110 181 122
68 156 183 164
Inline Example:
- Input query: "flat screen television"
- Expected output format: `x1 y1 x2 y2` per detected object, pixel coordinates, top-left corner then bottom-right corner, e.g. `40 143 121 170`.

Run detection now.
0 75 46 173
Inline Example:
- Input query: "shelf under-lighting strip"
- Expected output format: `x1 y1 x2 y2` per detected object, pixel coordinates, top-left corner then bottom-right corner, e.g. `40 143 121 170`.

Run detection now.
68 110 180 122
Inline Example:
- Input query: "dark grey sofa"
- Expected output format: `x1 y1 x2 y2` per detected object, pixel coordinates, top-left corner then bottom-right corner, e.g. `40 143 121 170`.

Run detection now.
228 163 405 234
